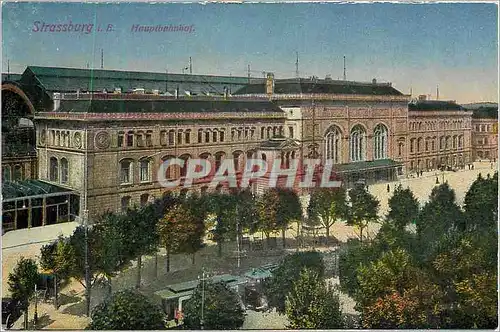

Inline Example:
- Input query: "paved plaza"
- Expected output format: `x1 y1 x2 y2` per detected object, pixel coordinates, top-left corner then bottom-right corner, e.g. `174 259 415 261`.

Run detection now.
2 161 497 329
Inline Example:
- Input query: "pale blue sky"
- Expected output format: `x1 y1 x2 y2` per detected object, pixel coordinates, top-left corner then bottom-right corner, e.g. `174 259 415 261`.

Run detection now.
2 2 498 103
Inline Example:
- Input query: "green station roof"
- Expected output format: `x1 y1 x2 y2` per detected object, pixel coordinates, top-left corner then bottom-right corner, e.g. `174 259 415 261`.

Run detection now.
235 78 404 96
408 100 466 111
55 99 283 114
2 179 75 200
332 159 403 173
21 66 263 95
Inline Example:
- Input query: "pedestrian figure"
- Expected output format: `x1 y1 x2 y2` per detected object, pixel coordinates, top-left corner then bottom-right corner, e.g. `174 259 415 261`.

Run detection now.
472 164 474 170
387 184 390 193
436 176 439 184
420 170 423 177
174 309 179 325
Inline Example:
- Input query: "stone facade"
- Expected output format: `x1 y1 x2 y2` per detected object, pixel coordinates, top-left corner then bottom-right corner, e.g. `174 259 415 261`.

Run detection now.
407 100 473 172
471 118 498 161
35 100 287 219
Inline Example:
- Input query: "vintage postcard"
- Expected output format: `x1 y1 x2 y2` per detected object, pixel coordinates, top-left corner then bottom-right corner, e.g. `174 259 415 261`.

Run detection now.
1 1 498 330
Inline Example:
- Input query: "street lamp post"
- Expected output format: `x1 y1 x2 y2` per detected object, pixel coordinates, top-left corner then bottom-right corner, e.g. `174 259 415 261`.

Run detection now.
199 268 207 330
33 284 38 329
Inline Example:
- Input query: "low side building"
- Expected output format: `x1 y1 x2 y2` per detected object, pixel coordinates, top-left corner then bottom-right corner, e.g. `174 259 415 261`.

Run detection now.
470 106 498 161
408 97 473 172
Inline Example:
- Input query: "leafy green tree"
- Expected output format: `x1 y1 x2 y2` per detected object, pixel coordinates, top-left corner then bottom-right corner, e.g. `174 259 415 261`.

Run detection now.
431 230 497 328
357 248 444 328
338 239 380 297
183 281 245 330
285 268 344 329
463 172 498 231
257 188 302 248
88 289 166 330
157 204 204 272
307 187 348 244
120 206 160 289
180 193 206 265
40 237 76 308
347 185 379 242
8 257 40 327
386 185 419 231
265 251 324 313
416 183 465 259
207 192 238 257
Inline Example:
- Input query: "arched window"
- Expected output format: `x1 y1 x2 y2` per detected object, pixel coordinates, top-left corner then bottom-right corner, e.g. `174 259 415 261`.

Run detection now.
120 159 133 184
205 130 211 143
373 124 388 160
215 152 225 172
219 129 225 142
50 157 59 182
233 151 243 172
325 125 342 164
61 158 69 184
179 154 191 177
198 129 203 143
121 196 131 213
2 165 11 182
126 131 134 147
267 127 272 138
410 138 415 153
417 137 423 152
177 130 183 145
350 125 366 162
168 130 175 145
261 127 265 139
212 129 218 143
440 136 445 150
184 130 191 144
139 158 151 182
453 135 457 149
398 141 404 156
458 135 463 148
445 136 450 149
162 155 176 180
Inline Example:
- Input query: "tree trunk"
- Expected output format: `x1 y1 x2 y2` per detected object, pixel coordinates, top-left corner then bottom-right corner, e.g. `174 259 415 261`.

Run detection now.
54 274 58 310
359 225 364 243
24 308 28 330
166 249 171 273
107 275 112 297
282 228 286 248
136 255 142 289
325 224 330 245
155 253 158 279
218 241 223 257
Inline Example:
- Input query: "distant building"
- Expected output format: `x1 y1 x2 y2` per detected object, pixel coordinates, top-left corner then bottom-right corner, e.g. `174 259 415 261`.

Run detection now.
407 97 473 171
470 105 498 161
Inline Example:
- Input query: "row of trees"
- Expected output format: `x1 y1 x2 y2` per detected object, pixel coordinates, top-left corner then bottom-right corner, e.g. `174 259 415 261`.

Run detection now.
36 188 310 318
339 173 498 328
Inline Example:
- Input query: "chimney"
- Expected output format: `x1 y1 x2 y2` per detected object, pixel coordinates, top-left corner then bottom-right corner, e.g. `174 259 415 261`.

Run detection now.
266 73 275 94
418 94 427 101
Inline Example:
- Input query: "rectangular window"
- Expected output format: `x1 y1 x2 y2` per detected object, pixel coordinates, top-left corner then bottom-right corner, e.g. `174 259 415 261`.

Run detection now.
261 128 265 139
205 132 210 143
213 131 218 143
118 132 125 147
160 131 167 146
425 141 429 151
140 160 150 182
136 133 145 147
146 131 153 147
121 162 131 184
198 130 203 143
177 132 183 145
168 131 175 145
289 126 294 138
220 131 225 142
126 132 134 147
